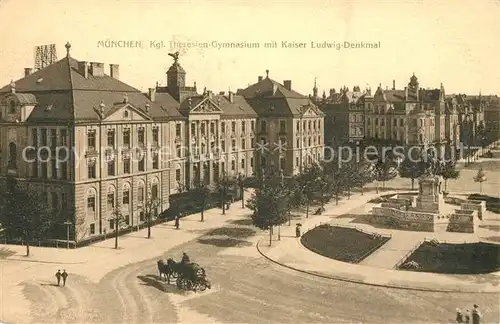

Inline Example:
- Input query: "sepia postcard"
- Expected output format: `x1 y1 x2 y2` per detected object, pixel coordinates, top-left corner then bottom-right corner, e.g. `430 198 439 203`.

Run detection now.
0 0 499 323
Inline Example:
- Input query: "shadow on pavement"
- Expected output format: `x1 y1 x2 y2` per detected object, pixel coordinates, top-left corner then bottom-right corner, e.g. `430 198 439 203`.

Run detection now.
228 219 253 226
197 238 253 248
203 227 256 238
137 274 185 295
0 247 16 259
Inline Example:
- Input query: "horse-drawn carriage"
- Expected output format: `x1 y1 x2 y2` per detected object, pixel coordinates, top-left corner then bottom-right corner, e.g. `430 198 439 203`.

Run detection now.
157 256 211 292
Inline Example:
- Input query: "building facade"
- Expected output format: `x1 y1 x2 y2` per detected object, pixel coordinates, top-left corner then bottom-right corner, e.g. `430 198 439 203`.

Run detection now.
0 44 323 243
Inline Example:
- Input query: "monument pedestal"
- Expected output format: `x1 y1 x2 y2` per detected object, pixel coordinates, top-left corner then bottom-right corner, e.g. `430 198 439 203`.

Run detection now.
415 175 444 213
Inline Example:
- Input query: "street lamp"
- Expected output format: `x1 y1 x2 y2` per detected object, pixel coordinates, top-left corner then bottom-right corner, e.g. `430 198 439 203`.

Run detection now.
63 220 72 249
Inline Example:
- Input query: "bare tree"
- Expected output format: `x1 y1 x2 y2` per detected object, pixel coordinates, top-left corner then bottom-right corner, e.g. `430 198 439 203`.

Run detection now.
143 193 161 239
111 203 128 249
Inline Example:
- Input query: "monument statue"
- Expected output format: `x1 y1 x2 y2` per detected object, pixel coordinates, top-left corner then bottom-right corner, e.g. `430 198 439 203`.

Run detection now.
168 51 180 62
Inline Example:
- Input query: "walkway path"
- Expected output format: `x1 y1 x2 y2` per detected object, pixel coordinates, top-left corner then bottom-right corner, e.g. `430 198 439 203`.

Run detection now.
257 190 500 293
359 232 426 269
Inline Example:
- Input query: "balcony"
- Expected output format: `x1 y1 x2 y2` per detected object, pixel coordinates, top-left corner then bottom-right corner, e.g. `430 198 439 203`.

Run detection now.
85 147 98 157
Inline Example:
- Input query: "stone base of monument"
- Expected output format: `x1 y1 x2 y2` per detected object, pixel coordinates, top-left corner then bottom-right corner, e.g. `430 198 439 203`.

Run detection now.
370 174 482 233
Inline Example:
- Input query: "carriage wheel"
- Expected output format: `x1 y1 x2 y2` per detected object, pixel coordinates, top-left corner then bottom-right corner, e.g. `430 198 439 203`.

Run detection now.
199 282 207 291
196 268 206 277
185 279 193 291
176 277 183 289
170 271 178 279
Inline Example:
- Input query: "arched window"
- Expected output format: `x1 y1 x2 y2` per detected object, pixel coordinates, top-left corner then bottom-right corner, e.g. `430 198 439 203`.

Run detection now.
122 183 131 205
123 110 129 118
137 181 145 204
8 142 17 169
87 188 97 219
9 100 16 114
107 186 116 210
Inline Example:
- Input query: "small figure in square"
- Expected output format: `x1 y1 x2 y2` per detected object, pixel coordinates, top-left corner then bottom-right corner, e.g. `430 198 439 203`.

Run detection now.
55 270 62 286
61 270 68 287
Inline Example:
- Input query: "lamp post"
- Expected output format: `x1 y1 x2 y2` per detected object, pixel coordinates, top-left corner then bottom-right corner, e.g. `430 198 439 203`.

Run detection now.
63 220 72 249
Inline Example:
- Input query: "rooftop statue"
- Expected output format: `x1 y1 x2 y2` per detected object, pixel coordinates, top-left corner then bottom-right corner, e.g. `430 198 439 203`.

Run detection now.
168 51 180 62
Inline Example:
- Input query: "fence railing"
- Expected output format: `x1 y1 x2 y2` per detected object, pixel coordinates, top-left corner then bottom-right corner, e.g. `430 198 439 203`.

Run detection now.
393 240 423 269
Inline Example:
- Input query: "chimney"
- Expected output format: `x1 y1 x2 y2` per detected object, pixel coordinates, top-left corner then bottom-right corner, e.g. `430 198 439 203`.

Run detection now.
228 91 234 103
24 68 33 77
110 64 119 79
78 61 88 78
258 76 263 82
148 88 156 102
89 62 105 77
283 80 292 91
392 80 395 90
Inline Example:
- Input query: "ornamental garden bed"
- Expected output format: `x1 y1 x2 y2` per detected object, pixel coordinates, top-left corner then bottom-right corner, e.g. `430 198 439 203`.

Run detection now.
300 224 390 263
398 241 500 274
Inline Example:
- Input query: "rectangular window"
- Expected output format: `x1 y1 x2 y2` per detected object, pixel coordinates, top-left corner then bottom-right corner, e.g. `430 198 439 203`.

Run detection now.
138 156 145 171
109 219 115 230
32 129 38 146
41 162 48 179
241 121 246 133
176 169 181 181
251 138 255 148
87 131 96 150
221 122 225 134
296 121 300 132
221 140 226 152
107 130 115 148
50 129 57 149
123 158 130 174
51 158 57 179
138 128 145 146
231 160 235 170
210 122 215 134
241 159 245 169
41 128 47 146
296 138 299 147
60 129 67 146
90 224 95 234
231 121 236 133
139 211 145 222
231 139 236 151
280 120 286 133
152 153 159 169
176 144 181 158
152 128 159 144
201 123 206 135
241 139 246 150
176 124 181 137
251 120 255 132
191 123 196 135
88 162 96 179
108 160 115 176
250 157 254 168
123 129 130 147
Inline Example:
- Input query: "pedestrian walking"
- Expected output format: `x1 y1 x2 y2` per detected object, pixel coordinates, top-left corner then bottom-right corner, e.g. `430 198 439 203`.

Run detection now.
295 224 302 238
174 215 180 229
61 269 68 287
472 304 482 324
55 270 62 286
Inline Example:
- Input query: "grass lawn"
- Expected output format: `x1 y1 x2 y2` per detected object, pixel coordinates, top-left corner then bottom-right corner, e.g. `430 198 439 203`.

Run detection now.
399 241 500 274
300 224 390 263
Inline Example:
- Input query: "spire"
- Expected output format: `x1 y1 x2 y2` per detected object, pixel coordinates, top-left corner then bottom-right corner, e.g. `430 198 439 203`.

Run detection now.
265 69 269 78
313 78 318 97
65 42 71 57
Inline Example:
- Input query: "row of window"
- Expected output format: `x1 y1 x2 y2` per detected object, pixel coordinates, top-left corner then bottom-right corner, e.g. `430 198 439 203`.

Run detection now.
87 128 159 151
186 120 257 137
88 154 159 179
32 159 69 180
32 128 68 147
86 183 158 215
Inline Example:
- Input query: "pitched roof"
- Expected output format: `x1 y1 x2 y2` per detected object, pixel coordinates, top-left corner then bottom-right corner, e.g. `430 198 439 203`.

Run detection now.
237 77 305 99
0 56 180 122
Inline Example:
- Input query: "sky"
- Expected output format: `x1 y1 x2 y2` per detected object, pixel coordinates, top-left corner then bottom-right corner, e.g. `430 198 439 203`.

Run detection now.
0 0 499 96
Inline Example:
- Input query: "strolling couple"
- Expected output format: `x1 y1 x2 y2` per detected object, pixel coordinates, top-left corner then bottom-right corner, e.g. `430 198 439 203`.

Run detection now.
55 269 68 287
